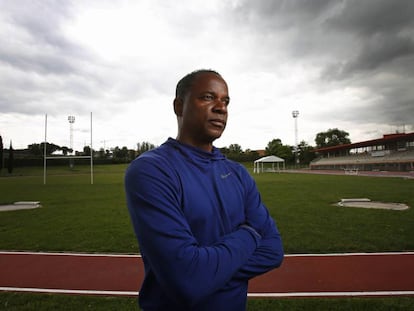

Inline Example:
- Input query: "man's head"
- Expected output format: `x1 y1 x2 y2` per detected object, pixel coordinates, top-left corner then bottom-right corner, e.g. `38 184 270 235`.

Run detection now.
175 69 222 100
174 69 230 152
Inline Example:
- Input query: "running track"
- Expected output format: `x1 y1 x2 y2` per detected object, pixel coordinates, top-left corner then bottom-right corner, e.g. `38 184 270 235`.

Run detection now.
1 251 414 298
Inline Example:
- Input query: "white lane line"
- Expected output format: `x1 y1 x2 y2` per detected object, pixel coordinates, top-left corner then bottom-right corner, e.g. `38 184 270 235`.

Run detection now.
0 251 141 258
1 251 413 257
285 252 414 257
0 287 138 296
1 287 413 298
248 291 414 298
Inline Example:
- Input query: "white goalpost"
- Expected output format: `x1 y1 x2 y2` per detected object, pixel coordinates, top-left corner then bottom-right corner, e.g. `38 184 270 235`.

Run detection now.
43 113 94 185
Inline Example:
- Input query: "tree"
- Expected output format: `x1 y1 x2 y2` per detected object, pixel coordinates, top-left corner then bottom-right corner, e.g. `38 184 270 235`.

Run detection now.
298 140 316 165
228 144 243 154
61 146 71 156
83 146 91 156
137 142 156 156
112 146 131 162
244 149 260 162
96 147 112 159
265 139 294 163
218 144 260 162
7 141 14 174
128 149 136 160
97 148 106 159
315 128 351 148
27 143 43 156
265 139 282 156
0 135 3 173
220 144 254 162
28 142 63 156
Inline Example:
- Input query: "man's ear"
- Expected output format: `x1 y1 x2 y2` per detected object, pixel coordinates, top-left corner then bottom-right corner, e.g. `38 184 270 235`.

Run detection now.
173 98 183 116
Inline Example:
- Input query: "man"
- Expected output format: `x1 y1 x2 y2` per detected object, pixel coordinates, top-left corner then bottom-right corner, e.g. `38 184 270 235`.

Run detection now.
125 69 283 310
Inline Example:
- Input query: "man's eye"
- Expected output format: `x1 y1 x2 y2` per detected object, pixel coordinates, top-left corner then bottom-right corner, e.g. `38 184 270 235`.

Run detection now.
202 95 214 101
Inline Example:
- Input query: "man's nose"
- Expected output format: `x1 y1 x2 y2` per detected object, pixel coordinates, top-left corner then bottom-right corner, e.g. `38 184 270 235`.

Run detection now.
213 99 228 113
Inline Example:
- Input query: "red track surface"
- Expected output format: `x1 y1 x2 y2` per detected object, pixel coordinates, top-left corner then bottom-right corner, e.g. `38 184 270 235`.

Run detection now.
1 251 414 298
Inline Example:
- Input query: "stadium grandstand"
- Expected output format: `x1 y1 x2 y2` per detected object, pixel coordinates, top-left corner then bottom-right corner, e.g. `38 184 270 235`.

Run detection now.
310 132 414 172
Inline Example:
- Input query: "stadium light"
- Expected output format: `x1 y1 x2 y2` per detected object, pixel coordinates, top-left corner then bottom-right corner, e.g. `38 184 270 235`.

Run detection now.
292 110 299 165
68 116 75 154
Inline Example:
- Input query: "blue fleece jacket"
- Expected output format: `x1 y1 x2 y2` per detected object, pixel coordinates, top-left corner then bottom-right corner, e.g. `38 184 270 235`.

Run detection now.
125 138 283 310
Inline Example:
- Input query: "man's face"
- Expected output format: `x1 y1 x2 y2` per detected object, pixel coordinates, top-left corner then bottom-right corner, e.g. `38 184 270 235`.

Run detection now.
175 72 230 150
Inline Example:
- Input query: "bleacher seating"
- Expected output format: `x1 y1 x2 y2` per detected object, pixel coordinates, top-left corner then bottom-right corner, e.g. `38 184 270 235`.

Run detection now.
310 149 414 171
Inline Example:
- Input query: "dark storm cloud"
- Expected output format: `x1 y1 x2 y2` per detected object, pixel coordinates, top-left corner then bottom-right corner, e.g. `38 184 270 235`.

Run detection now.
322 34 414 80
320 0 414 127
235 0 414 77
352 79 414 125
322 0 414 79
234 0 335 26
235 0 414 129
232 0 338 60
326 0 414 36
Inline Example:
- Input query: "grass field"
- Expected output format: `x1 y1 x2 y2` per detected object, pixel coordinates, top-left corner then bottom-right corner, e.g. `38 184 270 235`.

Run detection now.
1 164 413 310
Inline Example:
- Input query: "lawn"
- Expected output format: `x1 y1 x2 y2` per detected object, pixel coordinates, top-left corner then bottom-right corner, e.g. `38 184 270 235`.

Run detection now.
255 172 414 254
0 164 413 310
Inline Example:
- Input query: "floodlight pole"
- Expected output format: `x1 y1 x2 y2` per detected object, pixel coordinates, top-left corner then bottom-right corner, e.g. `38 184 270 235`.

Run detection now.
43 114 93 185
68 116 75 169
292 110 299 166
90 112 93 185
68 116 75 153
44 114 47 185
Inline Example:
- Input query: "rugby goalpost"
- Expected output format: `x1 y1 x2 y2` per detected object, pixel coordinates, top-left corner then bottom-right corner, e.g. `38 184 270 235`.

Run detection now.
43 113 93 185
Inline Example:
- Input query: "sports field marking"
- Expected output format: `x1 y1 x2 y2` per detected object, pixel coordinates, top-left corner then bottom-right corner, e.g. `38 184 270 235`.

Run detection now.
0 287 138 296
248 291 414 298
0 251 141 258
285 251 414 257
2 251 413 257
1 287 413 298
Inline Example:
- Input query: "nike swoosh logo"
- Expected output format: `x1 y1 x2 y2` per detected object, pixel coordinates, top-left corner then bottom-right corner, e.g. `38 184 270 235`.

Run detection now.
221 172 232 179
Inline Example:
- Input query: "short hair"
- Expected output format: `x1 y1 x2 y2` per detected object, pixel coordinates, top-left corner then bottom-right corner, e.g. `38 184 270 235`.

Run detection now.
175 69 222 99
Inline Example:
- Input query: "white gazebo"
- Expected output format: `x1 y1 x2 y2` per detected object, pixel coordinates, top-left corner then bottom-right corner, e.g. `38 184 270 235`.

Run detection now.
254 155 285 173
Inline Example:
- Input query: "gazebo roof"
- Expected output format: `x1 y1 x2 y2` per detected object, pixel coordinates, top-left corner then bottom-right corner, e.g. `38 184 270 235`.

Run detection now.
254 155 285 163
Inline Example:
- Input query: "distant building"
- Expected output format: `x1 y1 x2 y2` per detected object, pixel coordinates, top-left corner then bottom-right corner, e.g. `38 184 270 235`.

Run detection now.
255 149 266 157
3 148 31 159
311 132 414 172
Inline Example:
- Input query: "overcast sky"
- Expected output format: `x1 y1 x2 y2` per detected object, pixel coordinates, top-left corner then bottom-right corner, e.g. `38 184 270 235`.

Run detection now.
1 0 413 152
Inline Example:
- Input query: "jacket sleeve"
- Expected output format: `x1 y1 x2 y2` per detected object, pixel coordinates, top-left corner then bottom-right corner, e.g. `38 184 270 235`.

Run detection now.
125 156 261 307
232 168 284 280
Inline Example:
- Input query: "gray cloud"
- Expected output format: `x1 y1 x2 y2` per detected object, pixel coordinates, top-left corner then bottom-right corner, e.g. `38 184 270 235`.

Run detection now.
236 0 414 134
326 0 414 36
321 0 414 79
0 1 104 116
234 0 336 26
0 1 82 75
0 1 158 118
1 0 413 150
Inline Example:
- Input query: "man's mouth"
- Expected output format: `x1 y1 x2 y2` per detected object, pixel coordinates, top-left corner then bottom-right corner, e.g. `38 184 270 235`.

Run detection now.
209 119 226 128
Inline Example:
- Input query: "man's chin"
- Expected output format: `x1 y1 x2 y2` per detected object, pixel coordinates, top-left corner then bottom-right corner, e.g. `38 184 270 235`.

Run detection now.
210 131 224 141
203 134 223 145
